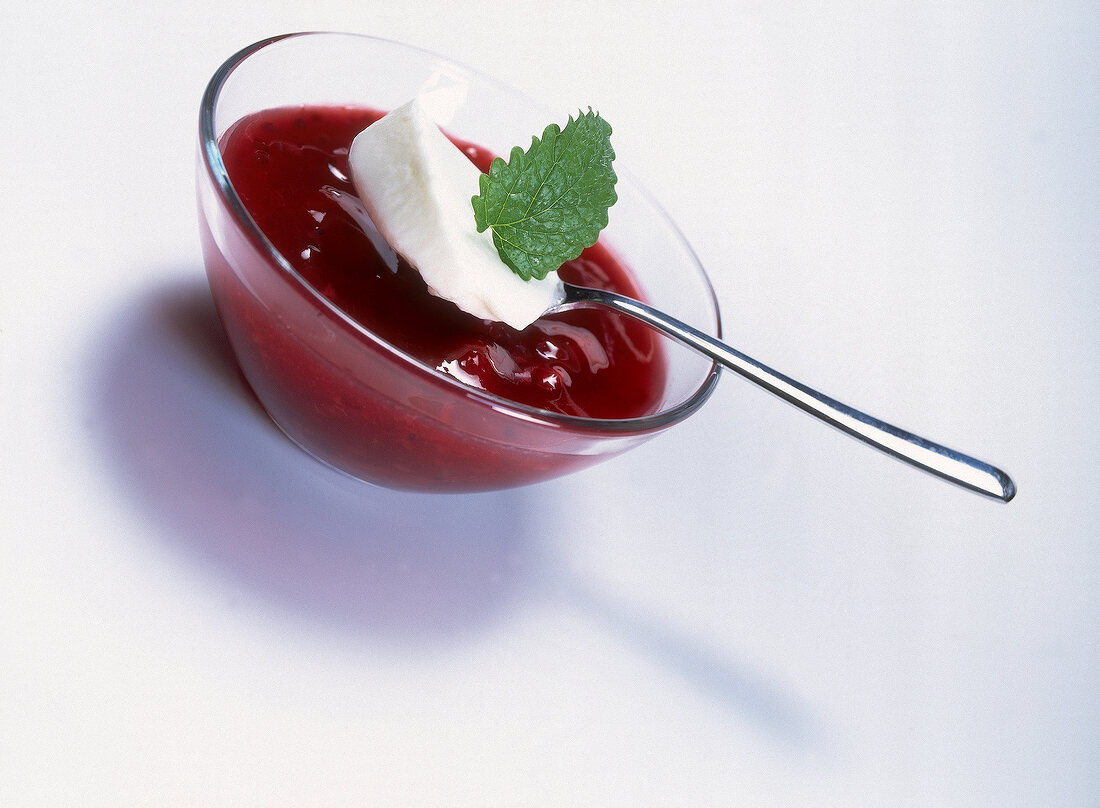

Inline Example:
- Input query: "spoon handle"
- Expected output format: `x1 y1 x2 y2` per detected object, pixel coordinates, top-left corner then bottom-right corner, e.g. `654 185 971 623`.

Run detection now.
560 283 1016 502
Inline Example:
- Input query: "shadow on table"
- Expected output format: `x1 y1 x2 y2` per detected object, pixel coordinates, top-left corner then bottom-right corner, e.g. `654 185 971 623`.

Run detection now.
87 273 543 644
560 575 823 750
86 271 820 748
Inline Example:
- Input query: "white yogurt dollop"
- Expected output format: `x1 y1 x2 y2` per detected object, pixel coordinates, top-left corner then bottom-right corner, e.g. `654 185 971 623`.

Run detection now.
347 99 559 330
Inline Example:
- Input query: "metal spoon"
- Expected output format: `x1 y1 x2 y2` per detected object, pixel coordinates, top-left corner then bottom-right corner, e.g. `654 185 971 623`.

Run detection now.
550 282 1016 502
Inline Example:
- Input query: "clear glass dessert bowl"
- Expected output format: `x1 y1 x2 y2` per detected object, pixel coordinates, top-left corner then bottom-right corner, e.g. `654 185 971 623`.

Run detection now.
197 32 721 492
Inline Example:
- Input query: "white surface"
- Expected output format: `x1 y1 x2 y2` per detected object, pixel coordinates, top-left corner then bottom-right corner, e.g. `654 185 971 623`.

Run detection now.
2 2 1097 805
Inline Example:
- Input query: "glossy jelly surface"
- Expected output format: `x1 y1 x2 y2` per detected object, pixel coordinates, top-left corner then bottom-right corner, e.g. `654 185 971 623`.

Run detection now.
219 105 667 420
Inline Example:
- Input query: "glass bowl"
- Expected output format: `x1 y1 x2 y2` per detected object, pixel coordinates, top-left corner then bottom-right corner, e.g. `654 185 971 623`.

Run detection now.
197 32 721 492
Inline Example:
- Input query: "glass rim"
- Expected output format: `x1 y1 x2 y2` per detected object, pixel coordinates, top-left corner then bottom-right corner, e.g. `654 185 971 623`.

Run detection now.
199 31 722 435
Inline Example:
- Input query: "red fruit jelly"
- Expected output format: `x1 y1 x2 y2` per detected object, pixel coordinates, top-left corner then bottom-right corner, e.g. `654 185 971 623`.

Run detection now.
203 105 669 490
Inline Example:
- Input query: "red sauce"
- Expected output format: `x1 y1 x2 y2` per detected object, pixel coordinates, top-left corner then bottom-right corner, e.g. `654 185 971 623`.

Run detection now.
220 105 666 419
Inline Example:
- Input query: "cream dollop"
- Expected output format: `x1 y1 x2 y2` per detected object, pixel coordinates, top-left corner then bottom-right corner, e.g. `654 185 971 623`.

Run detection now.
347 99 559 330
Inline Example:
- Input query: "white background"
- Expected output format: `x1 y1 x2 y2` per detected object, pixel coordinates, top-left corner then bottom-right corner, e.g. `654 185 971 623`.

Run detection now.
2 1 1097 805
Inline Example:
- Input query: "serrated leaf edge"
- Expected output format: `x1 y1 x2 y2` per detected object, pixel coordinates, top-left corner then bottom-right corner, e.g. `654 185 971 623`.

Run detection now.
471 109 616 281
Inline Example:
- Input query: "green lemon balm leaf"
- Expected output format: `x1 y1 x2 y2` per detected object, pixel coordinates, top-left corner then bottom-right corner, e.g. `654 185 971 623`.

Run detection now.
471 109 617 281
